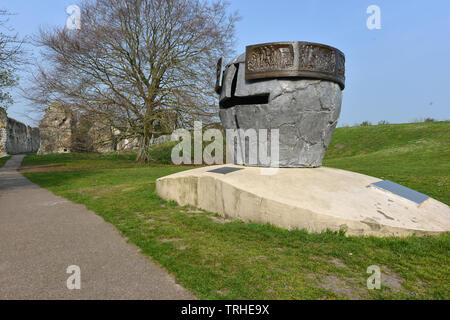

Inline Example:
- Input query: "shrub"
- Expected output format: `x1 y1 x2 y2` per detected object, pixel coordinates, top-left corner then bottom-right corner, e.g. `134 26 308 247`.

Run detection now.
148 138 227 165
148 141 178 164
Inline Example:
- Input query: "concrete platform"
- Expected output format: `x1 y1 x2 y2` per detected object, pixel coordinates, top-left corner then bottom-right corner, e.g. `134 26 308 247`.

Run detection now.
156 165 450 237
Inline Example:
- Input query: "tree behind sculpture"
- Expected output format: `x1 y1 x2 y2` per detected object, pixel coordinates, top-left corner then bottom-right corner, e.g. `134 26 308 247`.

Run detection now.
26 0 238 162
0 9 24 109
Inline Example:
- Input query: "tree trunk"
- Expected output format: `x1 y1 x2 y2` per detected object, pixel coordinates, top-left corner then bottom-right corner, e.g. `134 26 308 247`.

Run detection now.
136 132 152 163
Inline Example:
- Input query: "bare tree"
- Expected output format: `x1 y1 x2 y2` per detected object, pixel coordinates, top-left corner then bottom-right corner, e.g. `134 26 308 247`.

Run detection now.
0 9 24 109
26 0 238 161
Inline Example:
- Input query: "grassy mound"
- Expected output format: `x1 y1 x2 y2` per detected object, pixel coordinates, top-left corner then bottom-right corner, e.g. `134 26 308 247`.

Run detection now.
145 122 450 204
324 121 449 204
19 121 450 299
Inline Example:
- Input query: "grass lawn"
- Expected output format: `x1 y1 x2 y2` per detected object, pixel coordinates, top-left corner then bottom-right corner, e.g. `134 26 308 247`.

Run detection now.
21 121 450 299
323 121 450 205
0 155 11 167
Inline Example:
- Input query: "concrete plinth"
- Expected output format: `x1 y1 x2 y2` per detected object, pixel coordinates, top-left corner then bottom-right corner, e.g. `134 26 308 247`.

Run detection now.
156 165 450 237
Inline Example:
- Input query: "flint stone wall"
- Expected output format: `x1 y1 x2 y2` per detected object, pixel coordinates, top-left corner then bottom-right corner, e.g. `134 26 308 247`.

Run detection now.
0 107 40 157
88 121 117 153
37 103 74 155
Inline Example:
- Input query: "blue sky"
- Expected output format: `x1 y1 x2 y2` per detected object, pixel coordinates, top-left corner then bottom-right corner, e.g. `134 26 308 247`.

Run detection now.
1 0 450 126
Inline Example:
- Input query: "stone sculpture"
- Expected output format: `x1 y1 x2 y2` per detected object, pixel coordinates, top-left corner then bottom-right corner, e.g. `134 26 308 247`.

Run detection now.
158 41 450 237
216 41 345 167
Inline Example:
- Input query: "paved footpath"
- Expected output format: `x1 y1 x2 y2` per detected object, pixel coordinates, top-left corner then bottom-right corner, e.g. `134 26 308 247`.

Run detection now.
0 155 195 299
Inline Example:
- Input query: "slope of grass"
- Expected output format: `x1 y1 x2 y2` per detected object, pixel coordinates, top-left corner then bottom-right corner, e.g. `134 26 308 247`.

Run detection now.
323 121 450 204
21 121 450 300
0 155 11 167
327 121 449 158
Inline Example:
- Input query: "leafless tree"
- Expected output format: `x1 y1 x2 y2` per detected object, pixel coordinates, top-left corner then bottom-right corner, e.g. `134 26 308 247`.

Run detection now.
0 9 24 109
26 0 238 161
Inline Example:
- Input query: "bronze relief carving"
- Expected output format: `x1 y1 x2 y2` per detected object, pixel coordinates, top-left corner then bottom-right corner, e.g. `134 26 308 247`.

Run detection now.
247 44 294 72
298 44 335 73
336 54 345 78
245 41 345 89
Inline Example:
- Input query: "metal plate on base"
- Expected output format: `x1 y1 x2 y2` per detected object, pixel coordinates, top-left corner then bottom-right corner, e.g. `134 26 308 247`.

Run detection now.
371 180 429 204
208 167 244 175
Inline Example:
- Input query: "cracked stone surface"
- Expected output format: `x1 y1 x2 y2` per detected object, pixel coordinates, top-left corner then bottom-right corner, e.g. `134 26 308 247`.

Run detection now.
37 102 74 155
218 55 343 167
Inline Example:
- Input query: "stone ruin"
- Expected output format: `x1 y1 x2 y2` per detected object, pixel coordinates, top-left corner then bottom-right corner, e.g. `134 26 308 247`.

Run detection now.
216 41 345 167
37 102 134 154
0 106 40 157
37 102 75 155
37 102 168 155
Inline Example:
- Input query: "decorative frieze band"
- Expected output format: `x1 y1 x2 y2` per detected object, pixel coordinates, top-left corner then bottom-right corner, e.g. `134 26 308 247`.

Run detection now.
245 42 345 89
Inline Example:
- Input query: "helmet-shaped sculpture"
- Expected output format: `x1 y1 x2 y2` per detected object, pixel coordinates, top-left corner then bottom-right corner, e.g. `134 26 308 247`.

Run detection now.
216 41 345 168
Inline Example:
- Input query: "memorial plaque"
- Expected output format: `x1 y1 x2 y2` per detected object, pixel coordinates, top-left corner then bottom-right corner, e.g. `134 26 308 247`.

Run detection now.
208 167 244 175
371 180 430 204
245 41 346 89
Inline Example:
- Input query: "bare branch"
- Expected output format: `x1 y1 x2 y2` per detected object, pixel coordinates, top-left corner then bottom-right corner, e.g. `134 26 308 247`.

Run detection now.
25 0 238 161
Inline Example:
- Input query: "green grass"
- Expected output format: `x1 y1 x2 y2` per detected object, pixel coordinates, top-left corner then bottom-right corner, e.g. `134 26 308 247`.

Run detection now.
21 121 450 300
22 152 148 169
323 121 450 205
0 155 11 167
